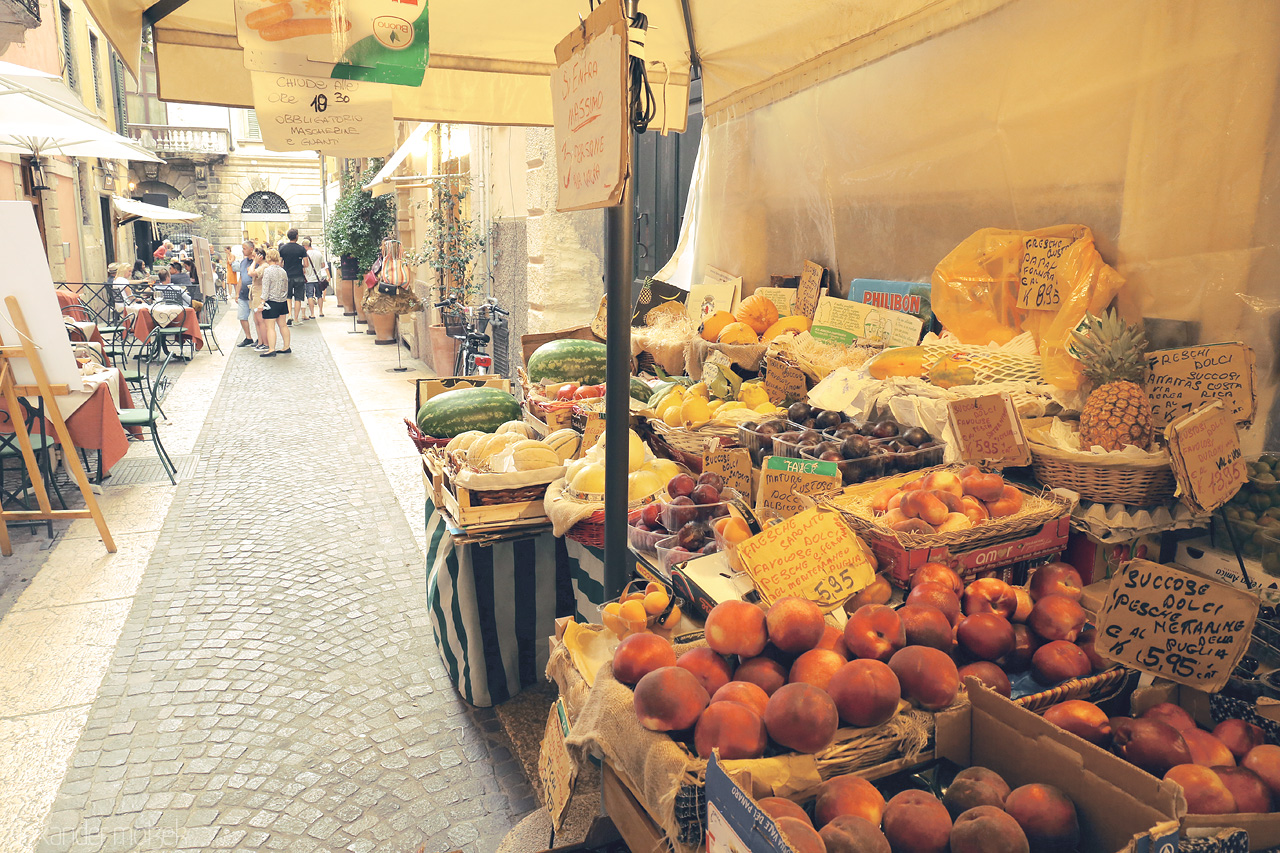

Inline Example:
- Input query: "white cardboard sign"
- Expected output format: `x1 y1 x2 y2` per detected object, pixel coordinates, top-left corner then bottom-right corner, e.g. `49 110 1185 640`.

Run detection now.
251 72 394 156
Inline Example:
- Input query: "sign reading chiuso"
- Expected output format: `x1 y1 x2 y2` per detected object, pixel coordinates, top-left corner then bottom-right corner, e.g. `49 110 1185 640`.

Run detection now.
250 73 393 156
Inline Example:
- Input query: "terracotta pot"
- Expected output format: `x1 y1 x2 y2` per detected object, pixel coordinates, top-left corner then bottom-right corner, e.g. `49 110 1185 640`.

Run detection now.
354 286 369 325
337 278 356 315
428 324 458 373
369 311 397 344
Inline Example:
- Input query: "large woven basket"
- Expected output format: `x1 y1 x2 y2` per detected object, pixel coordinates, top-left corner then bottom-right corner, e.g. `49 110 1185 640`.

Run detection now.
405 419 449 452
648 419 741 456
1016 666 1137 713
1029 441 1176 505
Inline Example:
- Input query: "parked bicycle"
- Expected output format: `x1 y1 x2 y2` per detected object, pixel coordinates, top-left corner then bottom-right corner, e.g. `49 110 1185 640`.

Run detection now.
435 296 509 376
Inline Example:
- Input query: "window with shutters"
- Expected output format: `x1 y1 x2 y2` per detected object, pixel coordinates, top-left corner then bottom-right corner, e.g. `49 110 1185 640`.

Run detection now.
244 110 262 141
111 52 128 132
89 33 102 108
60 4 77 92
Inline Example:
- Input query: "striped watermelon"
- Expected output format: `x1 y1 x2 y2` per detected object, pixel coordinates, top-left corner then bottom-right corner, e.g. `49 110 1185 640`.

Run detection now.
416 388 521 438
630 377 651 402
527 339 608 385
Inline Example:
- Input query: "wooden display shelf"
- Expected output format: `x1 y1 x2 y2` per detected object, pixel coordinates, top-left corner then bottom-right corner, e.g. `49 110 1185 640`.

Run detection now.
423 452 550 534
602 762 673 853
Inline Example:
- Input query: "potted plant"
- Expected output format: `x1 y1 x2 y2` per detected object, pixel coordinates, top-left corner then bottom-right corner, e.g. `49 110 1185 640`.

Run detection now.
325 162 397 328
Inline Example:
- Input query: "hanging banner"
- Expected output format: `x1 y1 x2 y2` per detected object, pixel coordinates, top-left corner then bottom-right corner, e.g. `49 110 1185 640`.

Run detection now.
552 0 630 212
251 72 394 156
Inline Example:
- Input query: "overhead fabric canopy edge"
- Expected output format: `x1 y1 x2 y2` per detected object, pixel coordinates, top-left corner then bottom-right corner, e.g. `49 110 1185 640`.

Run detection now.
112 195 201 224
364 123 435 198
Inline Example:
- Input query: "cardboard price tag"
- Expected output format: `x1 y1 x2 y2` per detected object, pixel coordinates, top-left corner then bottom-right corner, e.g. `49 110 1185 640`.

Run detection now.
738 508 874 607
1016 236 1074 311
576 412 606 459
1146 342 1256 428
538 698 577 830
1095 559 1256 692
795 261 824 321
704 440 752 496
756 455 841 519
703 350 734 388
1164 401 1247 515
753 287 797 318
764 356 807 406
947 393 1031 468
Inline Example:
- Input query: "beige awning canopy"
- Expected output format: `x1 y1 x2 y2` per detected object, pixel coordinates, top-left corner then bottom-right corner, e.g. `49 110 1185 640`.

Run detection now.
112 196 201 224
83 0 1005 127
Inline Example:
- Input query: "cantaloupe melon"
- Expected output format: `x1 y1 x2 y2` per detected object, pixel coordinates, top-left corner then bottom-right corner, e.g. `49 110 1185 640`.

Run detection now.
762 315 810 342
700 311 736 343
717 322 759 346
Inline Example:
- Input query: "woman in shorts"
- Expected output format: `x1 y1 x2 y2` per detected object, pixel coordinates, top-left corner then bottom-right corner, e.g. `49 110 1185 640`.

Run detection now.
247 247 269 352
259 248 291 357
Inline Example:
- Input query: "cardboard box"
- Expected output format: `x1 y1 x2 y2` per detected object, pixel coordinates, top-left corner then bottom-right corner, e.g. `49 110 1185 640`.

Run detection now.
705 685 1180 853
1175 537 1275 592
414 375 510 411
1064 530 1166 586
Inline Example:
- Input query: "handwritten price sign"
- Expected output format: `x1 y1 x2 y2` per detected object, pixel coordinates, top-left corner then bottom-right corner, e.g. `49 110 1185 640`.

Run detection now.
1016 236 1074 311
1165 401 1247 514
538 698 577 830
947 393 1031 468
738 508 874 607
1095 559 1256 692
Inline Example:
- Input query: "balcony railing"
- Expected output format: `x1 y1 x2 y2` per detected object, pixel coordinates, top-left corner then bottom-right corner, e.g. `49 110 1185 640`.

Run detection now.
0 0 41 27
128 124 230 157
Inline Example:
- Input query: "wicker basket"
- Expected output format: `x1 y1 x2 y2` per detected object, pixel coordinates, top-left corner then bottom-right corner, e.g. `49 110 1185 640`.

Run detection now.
405 418 450 452
1016 666 1137 713
1029 441 1177 505
648 419 741 456
567 510 606 547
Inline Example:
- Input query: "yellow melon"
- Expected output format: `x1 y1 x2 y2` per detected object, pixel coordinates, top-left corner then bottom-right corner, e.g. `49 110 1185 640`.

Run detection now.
762 315 811 342
700 311 736 342
717 321 760 346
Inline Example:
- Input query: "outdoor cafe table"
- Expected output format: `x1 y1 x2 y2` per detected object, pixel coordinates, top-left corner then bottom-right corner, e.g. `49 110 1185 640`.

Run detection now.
127 304 204 352
0 368 135 478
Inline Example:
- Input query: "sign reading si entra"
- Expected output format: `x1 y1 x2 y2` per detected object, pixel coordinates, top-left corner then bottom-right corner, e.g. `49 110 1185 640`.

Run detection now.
552 0 628 212
1095 559 1256 692
738 509 874 608
251 72 393 156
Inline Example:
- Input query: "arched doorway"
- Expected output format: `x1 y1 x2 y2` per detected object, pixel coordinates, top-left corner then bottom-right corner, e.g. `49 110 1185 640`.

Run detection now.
240 191 291 248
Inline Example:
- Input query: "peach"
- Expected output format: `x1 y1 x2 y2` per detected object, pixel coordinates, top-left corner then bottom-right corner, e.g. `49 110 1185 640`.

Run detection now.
951 806 1029 853
889 646 960 711
815 623 852 658
704 600 768 657
984 485 1025 518
1182 728 1236 768
828 659 901 728
815 775 886 828
959 495 990 525
1004 784 1078 852
1028 562 1084 602
1012 587 1034 622
693 700 767 759
953 767 1011 801
938 513 972 533
961 472 1006 502
1242 744 1280 797
677 647 734 697
956 613 1015 661
845 574 893 613
763 682 839 754
758 797 811 826
844 604 906 663
1141 702 1197 733
1111 717 1192 776
921 470 964 497
1165 764 1237 814
898 604 955 652
931 490 965 513
1027 595 1087 643
632 666 709 731
958 465 982 480
880 508 908 527
871 486 900 514
777 817 826 853
881 790 952 853
711 681 770 717
767 596 827 654
958 661 1011 697
820 815 891 853
906 582 962 625
735 656 788 696
1030 641 1091 686
1043 700 1112 746
901 491 949 526
1005 623 1041 671
912 562 963 596
962 577 1018 618
1214 766 1274 813
943 775 1006 820
1075 625 1108 672
790 649 848 691
1214 719 1266 761
612 633 677 685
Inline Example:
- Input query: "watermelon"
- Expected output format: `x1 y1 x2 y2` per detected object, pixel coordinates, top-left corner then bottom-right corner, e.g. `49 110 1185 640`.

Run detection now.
527 339 608 385
630 377 651 402
415 388 521 438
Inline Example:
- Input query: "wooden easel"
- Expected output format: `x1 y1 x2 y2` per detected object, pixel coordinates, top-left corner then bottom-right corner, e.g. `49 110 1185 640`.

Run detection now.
0 295 115 554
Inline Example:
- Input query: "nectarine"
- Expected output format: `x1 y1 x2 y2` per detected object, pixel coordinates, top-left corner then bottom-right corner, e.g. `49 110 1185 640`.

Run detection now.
889 646 960 711
951 805 1029 853
911 562 964 596
815 775 885 828
957 661 1011 697
693 700 766 759
711 680 769 717
1111 717 1192 776
632 666 709 731
1027 594 1087 643
1004 784 1078 852
1141 702 1197 733
1030 641 1091 686
881 790 951 853
763 682 839 754
1242 744 1280 797
827 659 901 728
906 582 962 625
956 613 1015 661
704 600 768 657
962 577 1018 618
1182 728 1236 768
767 596 826 654
844 604 906 663
898 604 955 652
612 633 677 685
1214 766 1274 813
820 815 890 853
1214 719 1266 761
1043 700 1112 746
1029 562 1083 602
1005 623 1040 672
790 649 848 691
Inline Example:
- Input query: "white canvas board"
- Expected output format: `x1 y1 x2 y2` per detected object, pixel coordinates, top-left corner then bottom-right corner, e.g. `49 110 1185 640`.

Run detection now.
193 236 216 296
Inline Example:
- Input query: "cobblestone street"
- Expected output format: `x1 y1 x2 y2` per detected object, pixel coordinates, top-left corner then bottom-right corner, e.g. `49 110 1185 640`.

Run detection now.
8 317 537 853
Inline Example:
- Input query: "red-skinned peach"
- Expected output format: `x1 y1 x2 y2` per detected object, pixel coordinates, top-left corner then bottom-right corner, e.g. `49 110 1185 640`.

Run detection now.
735 656 788 696
815 623 851 658
962 577 1018 618
704 600 767 657
1004 783 1078 852
898 604 955 652
889 646 960 711
758 796 811 826
789 649 847 691
1027 594 1087 643
1213 766 1274 813
906 582 962 625
612 633 677 685
956 613 1016 661
693 700 767 759
1182 728 1236 768
820 815 891 853
1214 719 1266 761
1029 562 1084 602
776 817 826 853
711 681 769 717
766 596 826 654
815 775 886 828
1242 744 1280 797
957 661 1011 697
632 666 709 731
1141 702 1197 733
1031 641 1091 686
911 562 963 596
1043 700 1112 746
763 682 839 754
1164 764 1237 814
882 791 952 853
827 659 901 728
844 604 906 662
676 647 733 697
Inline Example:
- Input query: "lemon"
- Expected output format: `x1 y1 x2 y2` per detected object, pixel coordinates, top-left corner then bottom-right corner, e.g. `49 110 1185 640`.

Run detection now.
628 469 663 501
686 382 709 398
707 400 724 416
663 405 684 428
754 401 779 414
681 396 712 428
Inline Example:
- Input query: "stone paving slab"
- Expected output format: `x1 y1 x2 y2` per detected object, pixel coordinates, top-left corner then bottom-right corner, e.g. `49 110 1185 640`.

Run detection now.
32 323 535 853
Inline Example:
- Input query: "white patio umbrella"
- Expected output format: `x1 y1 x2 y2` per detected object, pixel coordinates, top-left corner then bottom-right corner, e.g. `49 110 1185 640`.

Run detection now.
0 62 162 162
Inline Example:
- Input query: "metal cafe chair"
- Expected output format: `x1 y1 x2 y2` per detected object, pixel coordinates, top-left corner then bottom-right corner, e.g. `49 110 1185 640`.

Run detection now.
117 351 178 485
0 396 67 538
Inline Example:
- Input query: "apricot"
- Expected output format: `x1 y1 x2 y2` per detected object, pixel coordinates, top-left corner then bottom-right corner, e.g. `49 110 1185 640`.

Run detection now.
716 516 752 544
956 613 1015 661
905 582 962 625
1242 744 1280 797
889 646 960 711
632 666 709 731
1012 587 1034 623
820 815 891 853
711 681 769 717
815 775 886 828
676 647 734 697
1165 764 1237 814
618 599 649 631
815 623 851 659
962 577 1017 618
758 796 811 827
1030 641 1091 686
881 790 951 853
1214 719 1266 761
957 661 1011 698
790 649 848 691
704 600 768 657
767 596 827 654
777 817 826 853
736 655 788 696
911 562 963 596
612 633 677 685
1111 717 1192 776
843 604 905 663
959 496 989 525
1141 702 1197 732
1182 728 1236 768
898 604 954 652
1028 562 1083 602
984 485 1025 518
951 805 1029 853
693 700 767 759
871 486 900 514
953 767 1011 801
1043 700 1112 746
1004 783 1079 852
1027 595 1087 643
943 776 1005 820
1213 765 1274 813
961 472 1005 502
763 682 839 754
643 589 670 615
828 659 901 728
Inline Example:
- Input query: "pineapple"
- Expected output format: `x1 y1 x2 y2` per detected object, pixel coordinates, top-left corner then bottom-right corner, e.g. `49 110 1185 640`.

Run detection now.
1070 310 1155 452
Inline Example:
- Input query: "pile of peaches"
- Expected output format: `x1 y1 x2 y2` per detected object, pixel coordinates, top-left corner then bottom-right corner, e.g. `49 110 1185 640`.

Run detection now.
758 765 1081 853
1041 697 1280 816
869 467 1025 535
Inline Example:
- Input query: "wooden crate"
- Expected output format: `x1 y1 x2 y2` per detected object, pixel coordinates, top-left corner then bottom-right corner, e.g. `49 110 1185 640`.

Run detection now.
423 454 445 508
602 763 673 853
438 473 550 534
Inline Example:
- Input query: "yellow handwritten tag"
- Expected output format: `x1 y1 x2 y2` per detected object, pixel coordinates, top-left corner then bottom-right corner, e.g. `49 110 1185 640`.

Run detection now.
538 698 577 830
1165 401 1248 515
795 261 824 321
576 412 606 460
704 440 752 496
738 509 873 607
756 455 841 519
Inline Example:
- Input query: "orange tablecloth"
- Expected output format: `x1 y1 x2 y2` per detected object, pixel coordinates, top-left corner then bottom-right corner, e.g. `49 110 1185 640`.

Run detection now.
56 290 81 310
129 306 204 352
0 383 131 475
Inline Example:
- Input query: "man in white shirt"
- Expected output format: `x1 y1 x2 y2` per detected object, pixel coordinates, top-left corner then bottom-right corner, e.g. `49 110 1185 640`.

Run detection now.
301 237 329 319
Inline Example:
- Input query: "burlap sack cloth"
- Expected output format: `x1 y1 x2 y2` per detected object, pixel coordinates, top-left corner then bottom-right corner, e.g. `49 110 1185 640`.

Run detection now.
685 338 768 382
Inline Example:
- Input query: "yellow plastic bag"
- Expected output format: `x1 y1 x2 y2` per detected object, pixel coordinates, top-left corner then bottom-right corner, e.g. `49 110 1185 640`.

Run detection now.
931 225 1126 390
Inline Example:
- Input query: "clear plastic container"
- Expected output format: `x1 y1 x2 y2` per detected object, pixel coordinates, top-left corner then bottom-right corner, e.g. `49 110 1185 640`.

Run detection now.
658 499 731 531
739 420 795 466
875 437 948 474
1245 454 1280 494
627 508 667 553
655 533 719 572
799 445 888 486
712 521 746 572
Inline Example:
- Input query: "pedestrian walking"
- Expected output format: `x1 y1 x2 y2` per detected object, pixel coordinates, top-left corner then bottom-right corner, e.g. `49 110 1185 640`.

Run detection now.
247 246 270 352
277 228 314 326
259 248 292 357
301 237 328 319
235 240 256 347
